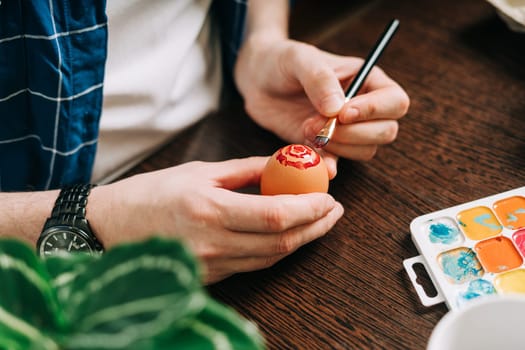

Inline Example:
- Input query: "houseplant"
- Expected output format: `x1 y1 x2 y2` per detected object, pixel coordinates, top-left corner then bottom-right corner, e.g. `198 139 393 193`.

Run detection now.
0 237 264 349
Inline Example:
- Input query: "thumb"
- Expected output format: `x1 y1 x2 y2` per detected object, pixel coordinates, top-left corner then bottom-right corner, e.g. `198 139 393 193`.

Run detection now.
289 48 345 116
303 135 339 180
213 156 270 189
319 151 338 180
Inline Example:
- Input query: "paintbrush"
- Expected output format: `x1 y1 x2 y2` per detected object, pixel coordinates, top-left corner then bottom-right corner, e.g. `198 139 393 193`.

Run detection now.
313 18 400 148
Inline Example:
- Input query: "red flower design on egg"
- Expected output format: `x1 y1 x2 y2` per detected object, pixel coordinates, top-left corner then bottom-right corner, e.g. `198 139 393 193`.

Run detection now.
260 144 329 195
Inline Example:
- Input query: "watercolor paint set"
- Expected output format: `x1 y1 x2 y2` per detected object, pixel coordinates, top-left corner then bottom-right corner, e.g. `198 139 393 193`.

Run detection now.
404 186 525 309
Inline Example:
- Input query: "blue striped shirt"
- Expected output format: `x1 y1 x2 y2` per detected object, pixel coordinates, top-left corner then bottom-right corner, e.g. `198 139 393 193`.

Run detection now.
0 0 247 191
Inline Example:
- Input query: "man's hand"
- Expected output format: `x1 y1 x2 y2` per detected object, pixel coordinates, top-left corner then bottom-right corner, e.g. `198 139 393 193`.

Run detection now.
89 157 344 284
234 37 410 178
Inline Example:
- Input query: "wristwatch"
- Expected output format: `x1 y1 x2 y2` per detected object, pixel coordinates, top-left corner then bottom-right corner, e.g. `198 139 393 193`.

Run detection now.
37 184 104 257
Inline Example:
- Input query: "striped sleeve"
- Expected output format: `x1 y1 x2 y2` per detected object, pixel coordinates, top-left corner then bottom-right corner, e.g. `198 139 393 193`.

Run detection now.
0 0 108 191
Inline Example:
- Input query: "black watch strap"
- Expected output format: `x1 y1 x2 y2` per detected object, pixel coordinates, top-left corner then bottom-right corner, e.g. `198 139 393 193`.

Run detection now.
44 184 104 251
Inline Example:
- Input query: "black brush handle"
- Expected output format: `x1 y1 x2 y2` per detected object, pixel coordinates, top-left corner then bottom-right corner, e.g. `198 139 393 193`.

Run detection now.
345 19 400 99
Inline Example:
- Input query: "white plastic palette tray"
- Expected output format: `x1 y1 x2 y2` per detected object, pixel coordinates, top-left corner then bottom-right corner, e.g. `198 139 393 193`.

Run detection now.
404 186 525 309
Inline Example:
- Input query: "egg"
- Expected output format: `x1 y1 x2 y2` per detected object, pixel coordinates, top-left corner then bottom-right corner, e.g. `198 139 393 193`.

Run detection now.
260 144 329 195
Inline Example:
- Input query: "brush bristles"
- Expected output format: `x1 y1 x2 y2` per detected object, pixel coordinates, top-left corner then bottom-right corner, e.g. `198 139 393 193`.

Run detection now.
313 136 329 148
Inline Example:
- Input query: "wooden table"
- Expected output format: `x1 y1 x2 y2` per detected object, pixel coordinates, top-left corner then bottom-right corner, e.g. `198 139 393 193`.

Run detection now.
126 0 525 348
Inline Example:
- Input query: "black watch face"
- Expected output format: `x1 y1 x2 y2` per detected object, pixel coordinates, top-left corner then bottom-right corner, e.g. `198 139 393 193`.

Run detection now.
39 230 93 256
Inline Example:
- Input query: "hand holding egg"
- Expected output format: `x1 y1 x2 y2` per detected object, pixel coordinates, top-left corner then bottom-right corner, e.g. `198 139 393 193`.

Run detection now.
260 144 329 195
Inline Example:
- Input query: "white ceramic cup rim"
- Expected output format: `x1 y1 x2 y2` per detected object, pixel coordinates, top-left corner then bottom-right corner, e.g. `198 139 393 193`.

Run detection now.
427 295 525 350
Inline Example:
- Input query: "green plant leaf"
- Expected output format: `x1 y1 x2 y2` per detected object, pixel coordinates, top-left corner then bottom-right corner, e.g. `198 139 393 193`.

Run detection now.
169 298 265 350
0 237 265 350
0 239 65 349
122 294 265 350
61 237 205 349
44 252 97 318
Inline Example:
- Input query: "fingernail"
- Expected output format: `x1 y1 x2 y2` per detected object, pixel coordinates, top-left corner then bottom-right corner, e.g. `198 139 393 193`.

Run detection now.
343 107 359 122
321 94 344 116
304 123 318 142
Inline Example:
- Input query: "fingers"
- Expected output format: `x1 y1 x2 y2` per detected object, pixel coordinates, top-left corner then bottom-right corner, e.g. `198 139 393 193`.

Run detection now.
285 44 346 116
302 142 338 179
230 199 343 257
319 152 338 179
203 253 285 284
304 115 388 172
322 141 378 161
209 156 269 190
206 191 343 259
305 117 399 146
300 64 407 161
218 191 339 233
193 157 344 285
284 44 409 123
339 70 410 123
203 201 344 284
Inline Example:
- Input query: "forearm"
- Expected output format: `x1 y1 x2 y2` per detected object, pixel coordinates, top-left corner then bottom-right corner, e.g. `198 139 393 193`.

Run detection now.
0 186 121 250
245 0 289 41
0 190 58 245
235 0 292 91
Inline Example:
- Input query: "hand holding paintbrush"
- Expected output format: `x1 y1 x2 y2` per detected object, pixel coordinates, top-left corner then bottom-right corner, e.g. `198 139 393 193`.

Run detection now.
314 19 401 148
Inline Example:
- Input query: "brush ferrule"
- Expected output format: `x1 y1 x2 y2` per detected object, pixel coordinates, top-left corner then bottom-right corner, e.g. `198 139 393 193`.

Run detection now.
318 117 337 138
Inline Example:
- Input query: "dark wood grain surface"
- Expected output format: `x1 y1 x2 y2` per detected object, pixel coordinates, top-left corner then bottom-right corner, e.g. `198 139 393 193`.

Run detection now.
125 0 525 348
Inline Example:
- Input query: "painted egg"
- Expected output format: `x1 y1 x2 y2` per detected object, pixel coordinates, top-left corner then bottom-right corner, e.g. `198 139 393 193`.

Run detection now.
260 144 329 195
